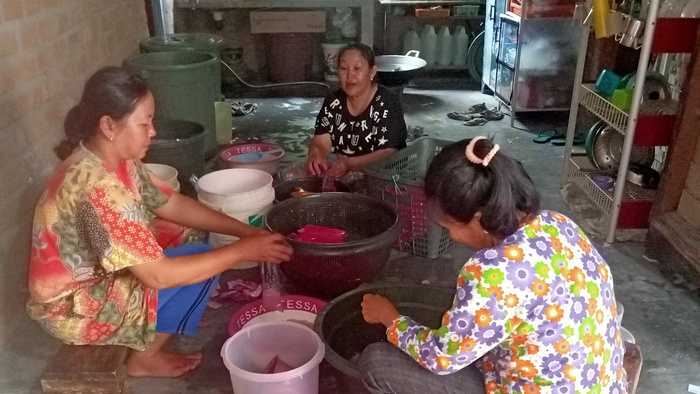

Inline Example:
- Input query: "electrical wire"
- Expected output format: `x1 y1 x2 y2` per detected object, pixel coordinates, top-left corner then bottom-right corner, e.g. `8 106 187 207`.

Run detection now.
220 60 331 91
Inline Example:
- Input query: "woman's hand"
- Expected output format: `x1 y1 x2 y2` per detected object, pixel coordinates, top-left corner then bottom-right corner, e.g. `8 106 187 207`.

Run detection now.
306 155 329 176
229 233 293 265
327 155 351 177
362 294 400 327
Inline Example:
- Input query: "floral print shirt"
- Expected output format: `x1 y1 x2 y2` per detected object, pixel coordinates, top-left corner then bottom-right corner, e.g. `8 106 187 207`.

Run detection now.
27 145 171 351
387 211 627 394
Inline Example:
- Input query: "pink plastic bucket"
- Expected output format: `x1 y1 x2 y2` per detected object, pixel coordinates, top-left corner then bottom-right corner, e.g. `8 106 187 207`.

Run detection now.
228 294 326 336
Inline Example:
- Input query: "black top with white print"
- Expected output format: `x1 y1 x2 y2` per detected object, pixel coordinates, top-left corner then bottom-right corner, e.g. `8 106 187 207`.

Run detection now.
314 86 407 157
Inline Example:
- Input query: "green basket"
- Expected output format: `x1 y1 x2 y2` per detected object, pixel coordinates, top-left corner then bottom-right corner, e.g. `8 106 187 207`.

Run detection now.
364 137 453 259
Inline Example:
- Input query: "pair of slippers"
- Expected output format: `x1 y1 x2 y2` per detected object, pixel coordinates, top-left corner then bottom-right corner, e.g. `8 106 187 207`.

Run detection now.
447 103 505 126
231 102 258 117
533 130 584 146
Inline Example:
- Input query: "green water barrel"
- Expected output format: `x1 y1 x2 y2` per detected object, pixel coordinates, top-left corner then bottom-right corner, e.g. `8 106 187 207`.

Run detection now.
140 33 225 95
125 51 218 158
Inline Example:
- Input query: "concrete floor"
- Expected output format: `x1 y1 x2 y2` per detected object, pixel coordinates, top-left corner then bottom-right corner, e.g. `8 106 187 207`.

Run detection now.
3 87 699 394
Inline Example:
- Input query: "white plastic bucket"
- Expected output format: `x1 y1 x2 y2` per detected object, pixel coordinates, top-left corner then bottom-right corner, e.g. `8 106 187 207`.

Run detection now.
221 321 325 394
145 163 180 192
194 169 275 269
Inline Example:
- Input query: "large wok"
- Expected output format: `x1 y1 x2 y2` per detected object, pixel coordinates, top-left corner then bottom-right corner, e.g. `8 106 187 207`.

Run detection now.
375 50 427 86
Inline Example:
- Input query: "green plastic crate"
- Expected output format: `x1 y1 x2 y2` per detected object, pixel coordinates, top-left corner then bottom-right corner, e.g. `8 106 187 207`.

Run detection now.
364 137 452 258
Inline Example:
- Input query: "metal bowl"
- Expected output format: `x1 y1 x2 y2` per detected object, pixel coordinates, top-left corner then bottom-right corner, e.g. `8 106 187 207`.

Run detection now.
266 193 400 297
591 126 655 171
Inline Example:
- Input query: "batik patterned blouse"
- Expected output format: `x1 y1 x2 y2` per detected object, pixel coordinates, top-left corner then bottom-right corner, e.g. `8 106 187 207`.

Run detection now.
387 211 628 394
27 145 171 351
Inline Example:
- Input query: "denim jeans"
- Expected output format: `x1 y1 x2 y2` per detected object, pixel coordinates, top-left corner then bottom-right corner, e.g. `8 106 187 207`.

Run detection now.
358 343 486 394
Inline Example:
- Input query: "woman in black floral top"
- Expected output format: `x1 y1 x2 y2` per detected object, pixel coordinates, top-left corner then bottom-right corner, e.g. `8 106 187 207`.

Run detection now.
307 43 407 177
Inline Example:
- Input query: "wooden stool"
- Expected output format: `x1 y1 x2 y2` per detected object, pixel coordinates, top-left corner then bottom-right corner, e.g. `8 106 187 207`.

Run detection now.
623 341 643 394
41 345 128 393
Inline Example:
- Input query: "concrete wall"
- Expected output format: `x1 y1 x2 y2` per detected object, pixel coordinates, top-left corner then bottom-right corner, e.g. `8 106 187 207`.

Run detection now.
0 0 147 390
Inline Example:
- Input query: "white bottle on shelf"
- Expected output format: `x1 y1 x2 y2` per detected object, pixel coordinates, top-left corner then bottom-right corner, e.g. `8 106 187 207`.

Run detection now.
436 26 452 66
452 26 470 67
402 28 421 54
419 24 437 67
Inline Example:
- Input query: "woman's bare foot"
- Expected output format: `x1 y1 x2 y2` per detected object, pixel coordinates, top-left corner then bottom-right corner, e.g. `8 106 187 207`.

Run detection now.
127 349 203 378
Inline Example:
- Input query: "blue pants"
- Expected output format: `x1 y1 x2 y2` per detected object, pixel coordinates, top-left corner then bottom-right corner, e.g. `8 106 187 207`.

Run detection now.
156 243 219 336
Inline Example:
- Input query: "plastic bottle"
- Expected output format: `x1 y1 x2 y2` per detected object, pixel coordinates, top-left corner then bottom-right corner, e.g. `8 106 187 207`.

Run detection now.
419 25 437 67
402 28 421 54
436 26 452 66
452 26 470 66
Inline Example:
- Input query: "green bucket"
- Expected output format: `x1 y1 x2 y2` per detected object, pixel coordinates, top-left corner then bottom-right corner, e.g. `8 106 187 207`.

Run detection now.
140 33 225 95
125 50 219 158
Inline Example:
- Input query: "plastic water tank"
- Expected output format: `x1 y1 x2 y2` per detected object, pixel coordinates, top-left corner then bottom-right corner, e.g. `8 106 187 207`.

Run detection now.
139 33 224 96
125 51 219 158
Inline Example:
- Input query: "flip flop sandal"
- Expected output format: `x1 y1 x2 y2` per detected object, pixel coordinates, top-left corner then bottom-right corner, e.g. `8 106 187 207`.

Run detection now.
466 103 488 114
551 135 585 146
464 117 488 126
532 130 559 144
481 108 504 121
447 112 471 121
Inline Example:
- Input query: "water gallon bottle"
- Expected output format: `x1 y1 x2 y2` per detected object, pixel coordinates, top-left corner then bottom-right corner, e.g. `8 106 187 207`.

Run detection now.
436 26 452 66
452 26 470 66
420 25 437 67
402 28 421 54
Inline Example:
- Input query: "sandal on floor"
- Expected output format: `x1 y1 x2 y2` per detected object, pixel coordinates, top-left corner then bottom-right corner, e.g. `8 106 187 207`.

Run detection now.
532 130 559 144
466 103 488 114
481 108 504 121
464 117 488 126
550 135 585 146
448 112 482 121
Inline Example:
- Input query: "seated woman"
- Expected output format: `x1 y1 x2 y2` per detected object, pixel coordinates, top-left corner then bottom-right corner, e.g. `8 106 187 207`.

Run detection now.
26 67 293 378
307 43 408 177
360 137 628 394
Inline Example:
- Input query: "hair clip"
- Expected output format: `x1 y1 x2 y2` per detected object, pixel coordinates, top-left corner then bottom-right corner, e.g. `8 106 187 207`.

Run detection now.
465 136 500 167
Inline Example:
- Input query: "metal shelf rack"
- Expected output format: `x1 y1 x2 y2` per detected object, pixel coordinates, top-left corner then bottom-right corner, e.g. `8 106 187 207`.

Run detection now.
560 0 700 243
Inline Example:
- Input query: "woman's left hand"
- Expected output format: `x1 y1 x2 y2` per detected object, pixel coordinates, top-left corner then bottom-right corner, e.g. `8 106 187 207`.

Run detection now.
362 294 400 327
327 155 351 177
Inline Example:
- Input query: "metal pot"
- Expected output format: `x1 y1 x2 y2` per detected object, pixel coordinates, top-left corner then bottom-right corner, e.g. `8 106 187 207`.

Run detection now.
375 50 427 86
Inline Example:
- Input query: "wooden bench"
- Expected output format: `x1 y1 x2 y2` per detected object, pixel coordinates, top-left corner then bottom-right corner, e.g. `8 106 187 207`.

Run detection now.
41 345 129 394
624 341 643 394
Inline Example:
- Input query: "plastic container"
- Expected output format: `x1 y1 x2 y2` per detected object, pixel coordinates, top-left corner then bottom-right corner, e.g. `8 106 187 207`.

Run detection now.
125 51 219 158
145 119 206 196
139 32 225 97
265 193 399 297
364 137 453 259
144 163 180 192
436 26 453 67
217 141 285 175
221 321 325 394
402 28 421 54
452 26 470 66
194 169 275 269
419 25 437 67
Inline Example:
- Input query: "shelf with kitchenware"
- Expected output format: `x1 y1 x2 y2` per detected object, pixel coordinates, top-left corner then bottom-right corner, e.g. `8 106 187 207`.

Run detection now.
560 0 700 243
578 83 677 146
567 155 657 228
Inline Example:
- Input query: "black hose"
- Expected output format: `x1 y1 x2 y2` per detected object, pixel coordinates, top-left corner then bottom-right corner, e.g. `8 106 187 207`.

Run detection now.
221 59 330 91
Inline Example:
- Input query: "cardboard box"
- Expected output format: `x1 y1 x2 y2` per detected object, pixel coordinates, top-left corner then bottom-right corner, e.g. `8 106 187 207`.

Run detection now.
250 11 326 34
415 7 450 18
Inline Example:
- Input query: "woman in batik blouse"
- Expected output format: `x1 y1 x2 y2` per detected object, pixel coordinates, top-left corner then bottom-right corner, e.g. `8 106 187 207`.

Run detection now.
360 137 627 394
27 67 292 378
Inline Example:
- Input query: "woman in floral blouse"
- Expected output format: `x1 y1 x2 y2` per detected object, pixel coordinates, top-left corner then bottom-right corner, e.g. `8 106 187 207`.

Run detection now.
360 137 627 394
27 67 292 378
